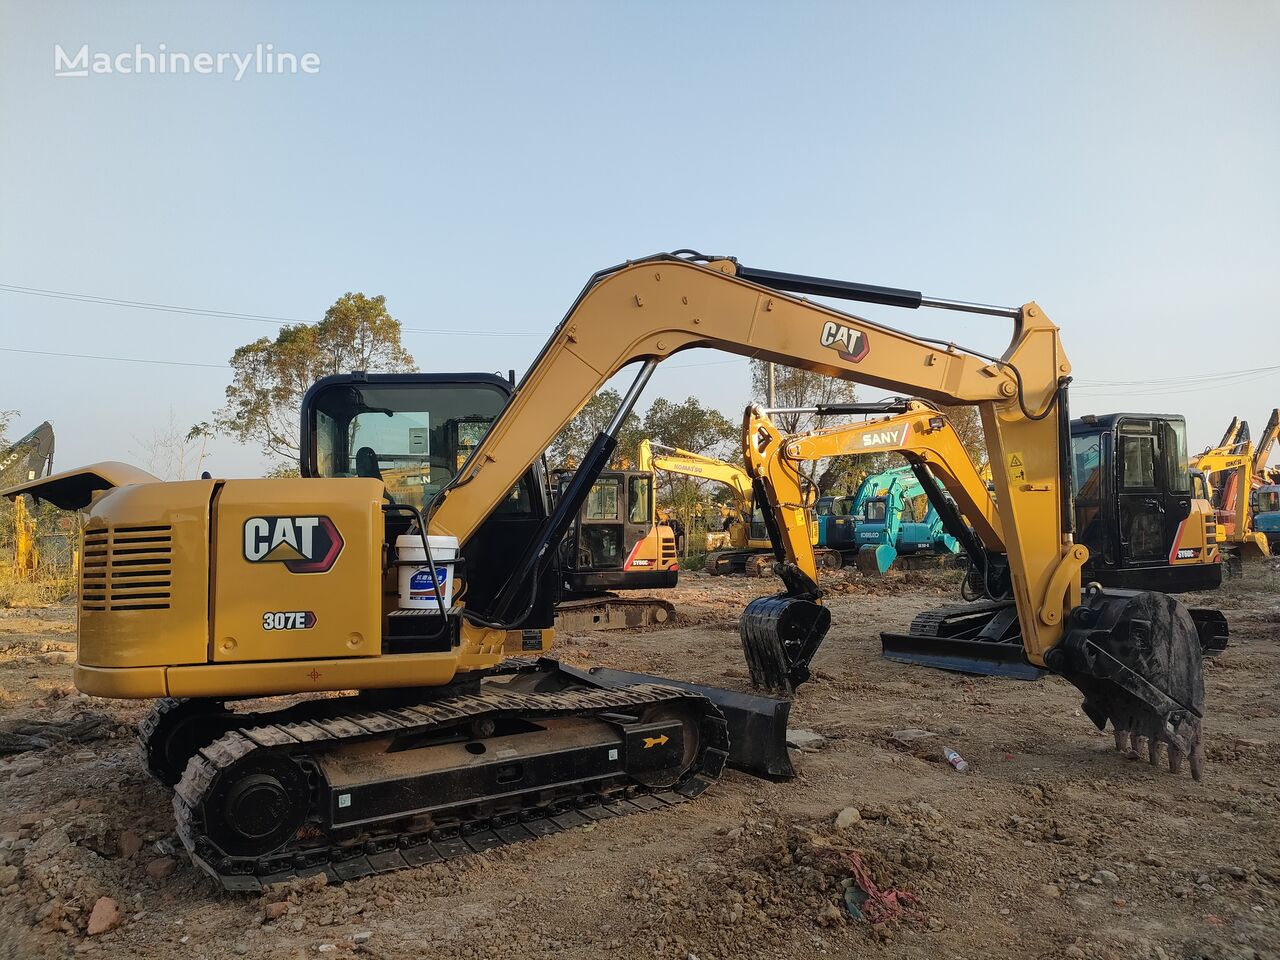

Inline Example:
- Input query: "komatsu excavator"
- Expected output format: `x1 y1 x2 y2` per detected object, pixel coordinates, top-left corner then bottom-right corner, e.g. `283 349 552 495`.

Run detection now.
743 400 1226 685
4 252 1213 892
1191 422 1270 566
637 439 783 575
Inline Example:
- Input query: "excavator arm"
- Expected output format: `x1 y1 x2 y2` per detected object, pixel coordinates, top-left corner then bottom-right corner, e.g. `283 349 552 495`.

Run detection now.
432 252 1202 778
434 253 1071 658
741 400 1009 689
638 439 754 518
1252 408 1280 480
748 401 1004 572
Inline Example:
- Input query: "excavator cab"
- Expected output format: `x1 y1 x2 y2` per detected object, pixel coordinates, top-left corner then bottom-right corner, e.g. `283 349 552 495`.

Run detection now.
301 372 561 630
556 469 678 593
1071 414 1220 593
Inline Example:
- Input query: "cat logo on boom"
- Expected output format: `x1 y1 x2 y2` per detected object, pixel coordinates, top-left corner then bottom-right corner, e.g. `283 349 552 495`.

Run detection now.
819 320 870 363
243 516 344 574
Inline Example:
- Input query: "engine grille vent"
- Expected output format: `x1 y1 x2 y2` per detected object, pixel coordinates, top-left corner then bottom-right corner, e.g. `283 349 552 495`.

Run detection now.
81 524 174 613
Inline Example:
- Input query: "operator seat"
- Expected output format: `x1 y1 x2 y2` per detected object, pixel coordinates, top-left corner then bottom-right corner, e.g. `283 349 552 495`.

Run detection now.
355 446 383 482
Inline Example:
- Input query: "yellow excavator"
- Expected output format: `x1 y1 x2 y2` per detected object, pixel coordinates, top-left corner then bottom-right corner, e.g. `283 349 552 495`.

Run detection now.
742 401 1226 686
1191 420 1270 565
5 252 1212 892
637 439 780 575
638 439 829 575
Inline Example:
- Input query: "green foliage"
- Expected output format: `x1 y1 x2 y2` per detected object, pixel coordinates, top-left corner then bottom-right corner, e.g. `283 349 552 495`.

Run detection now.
936 403 987 468
546 390 641 469
216 293 416 466
639 397 737 462
751 360 859 488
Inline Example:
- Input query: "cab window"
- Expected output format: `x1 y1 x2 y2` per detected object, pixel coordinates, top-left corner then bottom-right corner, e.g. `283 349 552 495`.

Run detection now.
585 478 621 521
628 476 653 525
307 380 533 515
1164 420 1192 494
1119 423 1158 491
1072 434 1102 500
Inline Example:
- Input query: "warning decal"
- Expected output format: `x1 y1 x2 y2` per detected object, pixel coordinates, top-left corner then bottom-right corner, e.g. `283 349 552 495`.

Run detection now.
1007 452 1027 484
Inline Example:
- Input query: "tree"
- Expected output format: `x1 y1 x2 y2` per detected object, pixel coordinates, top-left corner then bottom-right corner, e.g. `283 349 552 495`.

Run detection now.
640 397 737 461
750 360 859 489
131 410 214 481
749 361 859 437
546 390 642 469
936 404 987 468
216 293 416 466
639 397 739 551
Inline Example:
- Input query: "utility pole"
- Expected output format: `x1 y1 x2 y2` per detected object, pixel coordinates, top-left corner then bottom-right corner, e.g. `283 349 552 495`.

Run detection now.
766 362 776 407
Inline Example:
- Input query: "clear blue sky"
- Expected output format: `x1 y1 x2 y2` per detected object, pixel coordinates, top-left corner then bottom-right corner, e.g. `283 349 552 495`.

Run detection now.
2 1 1277 475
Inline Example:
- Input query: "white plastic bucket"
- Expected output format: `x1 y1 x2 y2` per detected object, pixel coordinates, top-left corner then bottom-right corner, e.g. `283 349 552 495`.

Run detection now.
396 534 458 612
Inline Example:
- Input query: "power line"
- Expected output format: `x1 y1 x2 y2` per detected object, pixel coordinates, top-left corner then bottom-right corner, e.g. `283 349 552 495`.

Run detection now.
0 346 229 369
0 282 545 337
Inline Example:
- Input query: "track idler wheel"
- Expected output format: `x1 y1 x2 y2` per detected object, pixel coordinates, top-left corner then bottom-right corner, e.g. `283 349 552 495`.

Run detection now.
201 753 311 859
739 594 832 695
1047 589 1206 780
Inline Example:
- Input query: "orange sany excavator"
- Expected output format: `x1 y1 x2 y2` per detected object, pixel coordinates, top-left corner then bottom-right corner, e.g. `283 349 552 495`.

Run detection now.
5 252 1215 891
743 400 1228 688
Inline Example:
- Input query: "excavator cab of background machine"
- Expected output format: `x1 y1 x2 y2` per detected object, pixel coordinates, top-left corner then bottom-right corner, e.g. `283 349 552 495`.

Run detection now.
1071 414 1220 593
557 468 678 593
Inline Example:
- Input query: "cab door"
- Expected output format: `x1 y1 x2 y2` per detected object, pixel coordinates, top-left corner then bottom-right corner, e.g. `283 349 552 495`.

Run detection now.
1115 418 1190 566
577 474 625 570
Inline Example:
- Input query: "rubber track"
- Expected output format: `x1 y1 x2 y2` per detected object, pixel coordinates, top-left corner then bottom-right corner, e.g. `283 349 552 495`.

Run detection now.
904 598 1015 638
171 682 728 892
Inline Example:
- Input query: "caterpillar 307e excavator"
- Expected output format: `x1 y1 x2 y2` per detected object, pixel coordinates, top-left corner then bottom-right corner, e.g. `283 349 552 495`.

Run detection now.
742 401 1226 688
4 252 1211 892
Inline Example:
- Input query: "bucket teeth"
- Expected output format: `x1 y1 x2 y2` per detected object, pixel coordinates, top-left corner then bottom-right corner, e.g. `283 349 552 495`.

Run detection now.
1062 590 1207 783
1102 702 1203 781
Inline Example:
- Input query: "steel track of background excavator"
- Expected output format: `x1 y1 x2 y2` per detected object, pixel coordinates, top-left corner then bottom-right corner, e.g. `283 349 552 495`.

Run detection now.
160 678 729 891
880 597 1229 680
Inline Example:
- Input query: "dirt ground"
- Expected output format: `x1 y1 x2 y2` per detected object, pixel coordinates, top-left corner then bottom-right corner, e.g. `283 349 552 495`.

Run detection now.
1 564 1278 960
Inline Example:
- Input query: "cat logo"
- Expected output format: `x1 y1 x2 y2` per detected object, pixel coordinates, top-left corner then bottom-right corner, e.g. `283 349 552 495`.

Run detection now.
243 516 344 574
861 425 909 448
819 320 870 363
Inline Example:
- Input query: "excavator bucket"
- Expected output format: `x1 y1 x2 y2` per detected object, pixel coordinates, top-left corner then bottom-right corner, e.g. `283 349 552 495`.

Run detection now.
739 594 832 695
587 666 796 780
856 543 898 576
1049 589 1207 779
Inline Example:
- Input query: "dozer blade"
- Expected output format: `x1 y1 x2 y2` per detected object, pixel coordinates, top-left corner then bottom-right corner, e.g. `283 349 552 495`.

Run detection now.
1047 589 1207 780
588 666 795 780
739 594 832 696
880 600 1046 681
